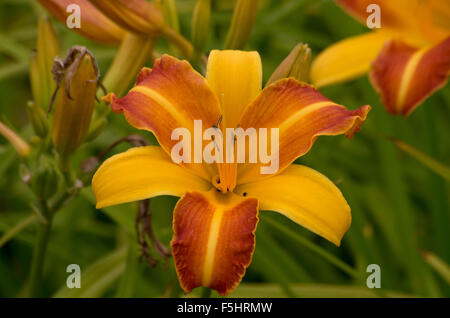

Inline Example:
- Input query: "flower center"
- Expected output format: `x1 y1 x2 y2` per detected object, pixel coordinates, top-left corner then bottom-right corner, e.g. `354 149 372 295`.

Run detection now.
211 162 237 193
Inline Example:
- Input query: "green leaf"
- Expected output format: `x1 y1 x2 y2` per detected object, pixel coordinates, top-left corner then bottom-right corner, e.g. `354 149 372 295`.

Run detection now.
0 214 36 248
53 247 127 298
422 251 450 286
390 138 450 182
261 214 360 279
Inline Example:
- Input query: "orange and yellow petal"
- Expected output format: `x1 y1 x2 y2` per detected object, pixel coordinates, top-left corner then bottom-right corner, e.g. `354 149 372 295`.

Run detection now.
237 79 370 184
310 31 391 88
235 164 350 246
37 0 125 45
171 190 258 296
337 0 449 45
370 37 450 116
92 146 211 209
337 0 411 30
103 55 222 180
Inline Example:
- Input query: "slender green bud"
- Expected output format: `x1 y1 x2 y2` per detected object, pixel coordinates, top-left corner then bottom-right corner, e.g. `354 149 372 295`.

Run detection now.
51 46 99 160
224 0 259 50
162 0 181 56
191 0 211 57
266 43 312 86
103 33 156 99
31 160 59 200
27 101 48 138
30 16 60 110
163 0 180 33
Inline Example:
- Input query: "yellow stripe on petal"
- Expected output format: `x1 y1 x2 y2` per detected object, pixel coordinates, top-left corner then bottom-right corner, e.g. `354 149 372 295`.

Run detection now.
172 190 258 296
92 146 211 209
235 164 351 246
311 31 391 88
206 50 262 129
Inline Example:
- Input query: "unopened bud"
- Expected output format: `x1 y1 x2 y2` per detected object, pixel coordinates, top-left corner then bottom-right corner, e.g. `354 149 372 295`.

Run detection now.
37 0 125 45
90 0 192 57
191 0 211 56
27 101 48 138
30 17 60 111
266 43 312 86
31 160 59 200
51 46 99 159
103 33 156 98
0 121 31 157
225 0 259 50
90 0 166 35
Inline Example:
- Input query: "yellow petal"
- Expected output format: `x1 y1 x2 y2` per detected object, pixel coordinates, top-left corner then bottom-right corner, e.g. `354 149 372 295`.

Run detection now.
206 50 262 129
92 146 211 209
311 31 391 88
235 164 351 246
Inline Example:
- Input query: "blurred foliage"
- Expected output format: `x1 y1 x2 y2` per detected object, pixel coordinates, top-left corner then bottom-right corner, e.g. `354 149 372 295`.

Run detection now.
0 0 449 298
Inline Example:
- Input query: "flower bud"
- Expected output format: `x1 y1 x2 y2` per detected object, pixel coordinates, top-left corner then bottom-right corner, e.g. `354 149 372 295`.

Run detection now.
27 101 49 138
162 0 180 33
224 0 259 50
266 43 312 86
30 17 60 111
89 0 166 35
37 0 125 45
0 121 31 157
31 160 59 201
103 33 156 98
191 0 211 56
90 0 193 58
51 46 99 159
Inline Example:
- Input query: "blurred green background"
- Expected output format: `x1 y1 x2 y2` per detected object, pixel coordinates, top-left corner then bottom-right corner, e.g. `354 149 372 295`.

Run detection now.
0 0 449 298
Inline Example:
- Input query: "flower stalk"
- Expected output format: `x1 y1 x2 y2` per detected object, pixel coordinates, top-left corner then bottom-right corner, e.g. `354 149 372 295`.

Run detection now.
27 207 53 297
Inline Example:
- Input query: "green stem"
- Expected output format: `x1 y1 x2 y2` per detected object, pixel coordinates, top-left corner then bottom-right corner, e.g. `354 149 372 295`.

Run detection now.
27 206 53 298
200 287 212 298
161 27 193 59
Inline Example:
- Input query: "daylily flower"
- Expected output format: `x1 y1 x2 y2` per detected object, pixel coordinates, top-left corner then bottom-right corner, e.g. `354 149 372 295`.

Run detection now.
311 0 450 116
92 50 370 295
